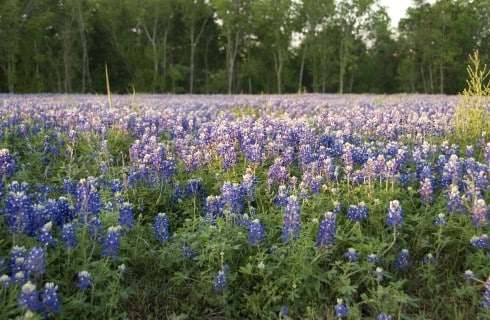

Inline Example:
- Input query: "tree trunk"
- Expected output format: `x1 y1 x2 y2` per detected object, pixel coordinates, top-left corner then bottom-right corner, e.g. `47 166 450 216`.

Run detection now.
75 0 90 92
439 61 444 94
298 43 307 93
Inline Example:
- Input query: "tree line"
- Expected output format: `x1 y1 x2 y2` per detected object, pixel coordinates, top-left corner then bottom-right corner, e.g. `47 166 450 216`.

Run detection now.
0 0 488 94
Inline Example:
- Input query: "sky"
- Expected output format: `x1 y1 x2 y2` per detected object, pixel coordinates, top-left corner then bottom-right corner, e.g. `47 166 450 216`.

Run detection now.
379 0 435 29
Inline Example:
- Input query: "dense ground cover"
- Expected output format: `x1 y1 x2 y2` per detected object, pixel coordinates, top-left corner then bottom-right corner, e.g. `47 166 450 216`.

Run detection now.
0 94 488 319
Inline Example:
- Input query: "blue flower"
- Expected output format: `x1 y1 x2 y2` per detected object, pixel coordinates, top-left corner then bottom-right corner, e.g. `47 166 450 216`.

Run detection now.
213 265 230 294
387 200 403 229
434 213 446 227
282 195 301 243
377 313 393 320
423 253 437 264
334 299 349 318
470 234 489 249
344 248 359 262
102 226 122 258
37 222 57 247
394 249 410 271
76 271 92 290
154 213 171 243
61 223 77 250
119 202 134 229
248 219 265 245
316 211 337 247
367 253 380 263
17 281 39 312
24 247 46 280
41 282 60 315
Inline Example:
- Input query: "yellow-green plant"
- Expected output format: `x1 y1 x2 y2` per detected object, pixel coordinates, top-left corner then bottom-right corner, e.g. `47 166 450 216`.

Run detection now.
451 50 490 147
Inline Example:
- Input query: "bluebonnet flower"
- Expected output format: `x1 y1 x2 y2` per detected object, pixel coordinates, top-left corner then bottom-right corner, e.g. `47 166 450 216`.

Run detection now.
373 267 384 282
4 190 34 236
279 306 289 318
275 185 289 208
182 244 196 260
423 253 437 264
154 212 171 243
75 178 101 221
419 178 433 205
267 159 290 187
463 269 475 282
221 181 244 216
446 184 463 214
483 277 490 308
387 200 403 229
12 271 26 285
0 274 10 288
344 248 359 262
37 222 57 247
204 195 223 222
394 249 411 271
9 245 26 274
41 282 60 315
367 253 380 263
118 202 134 229
434 213 446 227
472 199 488 227
213 265 230 294
316 211 337 247
334 298 349 318
186 179 205 199
377 313 393 320
0 148 16 179
345 202 369 222
61 223 77 250
248 219 265 245
102 226 122 258
89 217 103 242
242 169 257 201
470 234 489 249
17 281 39 312
243 143 263 166
24 247 46 280
76 271 92 290
484 143 490 165
282 195 301 242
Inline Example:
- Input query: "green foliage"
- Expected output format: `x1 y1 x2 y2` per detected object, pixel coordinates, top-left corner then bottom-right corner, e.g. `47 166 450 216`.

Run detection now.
451 50 490 148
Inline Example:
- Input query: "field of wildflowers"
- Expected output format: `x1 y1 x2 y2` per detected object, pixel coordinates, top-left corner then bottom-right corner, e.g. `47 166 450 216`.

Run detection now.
0 93 488 319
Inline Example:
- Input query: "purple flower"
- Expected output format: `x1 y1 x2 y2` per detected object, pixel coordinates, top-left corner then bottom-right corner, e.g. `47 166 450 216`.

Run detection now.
248 219 265 245
346 202 369 222
242 169 257 201
119 202 134 229
279 306 289 318
213 265 229 294
334 298 349 318
419 178 433 205
0 148 16 179
394 249 410 271
102 226 122 258
423 253 437 264
24 247 46 280
472 199 488 227
61 223 77 250
367 253 380 263
204 195 224 222
17 281 39 311
154 212 171 243
470 234 490 249
387 200 403 229
434 213 446 227
373 267 384 282
377 313 393 320
41 282 60 315
37 222 57 247
446 184 463 214
282 195 301 243
275 185 289 208
483 277 490 308
344 248 359 262
76 271 92 290
316 211 337 247
463 269 475 282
